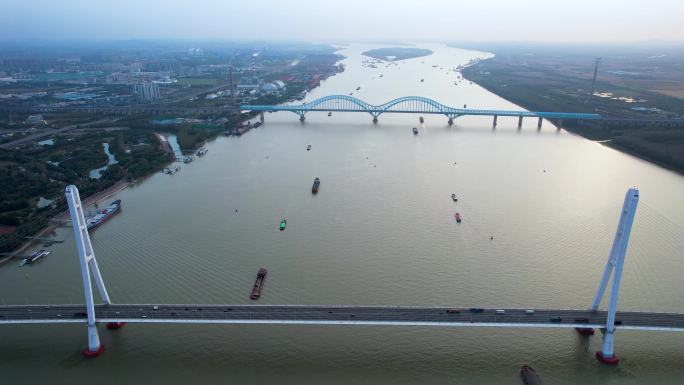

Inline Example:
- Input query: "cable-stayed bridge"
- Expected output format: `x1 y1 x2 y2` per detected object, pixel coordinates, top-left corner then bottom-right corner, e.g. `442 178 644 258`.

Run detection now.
0 187 679 366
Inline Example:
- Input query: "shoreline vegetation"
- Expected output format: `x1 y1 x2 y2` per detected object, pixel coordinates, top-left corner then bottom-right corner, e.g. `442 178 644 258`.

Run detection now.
458 43 684 175
362 47 433 61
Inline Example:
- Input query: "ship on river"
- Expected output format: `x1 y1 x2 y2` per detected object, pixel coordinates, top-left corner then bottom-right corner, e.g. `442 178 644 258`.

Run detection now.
20 249 51 266
250 268 268 300
87 200 122 231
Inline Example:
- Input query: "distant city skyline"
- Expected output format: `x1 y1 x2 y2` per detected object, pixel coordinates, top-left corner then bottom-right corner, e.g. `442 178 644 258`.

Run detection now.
1 0 683 43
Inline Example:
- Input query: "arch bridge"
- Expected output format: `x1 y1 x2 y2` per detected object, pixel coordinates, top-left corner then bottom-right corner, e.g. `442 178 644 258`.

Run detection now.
241 95 602 127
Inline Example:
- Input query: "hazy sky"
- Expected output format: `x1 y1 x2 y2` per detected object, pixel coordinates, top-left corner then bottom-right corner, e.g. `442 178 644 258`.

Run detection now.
2 0 683 43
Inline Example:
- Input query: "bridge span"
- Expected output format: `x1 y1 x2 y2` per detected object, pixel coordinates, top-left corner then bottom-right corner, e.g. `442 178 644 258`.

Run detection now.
0 186 671 366
2 304 684 333
241 95 602 126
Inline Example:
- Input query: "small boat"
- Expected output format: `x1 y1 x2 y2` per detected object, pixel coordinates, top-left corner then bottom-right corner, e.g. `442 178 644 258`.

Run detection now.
451 194 458 202
312 177 320 194
349 92 353 95
420 78 424 82
164 166 181 175
328 112 332 117
463 104 467 108
412 127 418 135
356 86 361 90
455 212 462 223
306 144 312 151
519 365 542 385
279 219 287 231
196 147 208 156
419 116 424 123
379 74 383 77
250 268 268 300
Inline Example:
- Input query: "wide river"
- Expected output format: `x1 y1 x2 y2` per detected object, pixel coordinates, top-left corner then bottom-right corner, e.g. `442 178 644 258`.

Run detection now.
2 43 684 385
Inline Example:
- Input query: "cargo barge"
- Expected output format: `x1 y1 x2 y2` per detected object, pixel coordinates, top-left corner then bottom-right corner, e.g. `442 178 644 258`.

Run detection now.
455 212 462 223
250 268 268 300
312 177 320 194
87 200 122 231
20 249 51 266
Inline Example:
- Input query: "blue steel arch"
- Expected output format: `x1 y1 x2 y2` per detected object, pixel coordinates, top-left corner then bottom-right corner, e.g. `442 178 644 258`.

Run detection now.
302 95 457 116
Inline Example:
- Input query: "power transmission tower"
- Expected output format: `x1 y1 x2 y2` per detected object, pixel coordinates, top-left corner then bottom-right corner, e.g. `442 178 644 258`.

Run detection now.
585 57 601 104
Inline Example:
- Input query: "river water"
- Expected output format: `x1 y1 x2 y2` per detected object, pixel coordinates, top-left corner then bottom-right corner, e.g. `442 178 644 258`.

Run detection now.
2 43 684 385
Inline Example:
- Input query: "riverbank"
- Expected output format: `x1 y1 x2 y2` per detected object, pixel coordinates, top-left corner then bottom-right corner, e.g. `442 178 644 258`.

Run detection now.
461 53 684 175
0 179 133 265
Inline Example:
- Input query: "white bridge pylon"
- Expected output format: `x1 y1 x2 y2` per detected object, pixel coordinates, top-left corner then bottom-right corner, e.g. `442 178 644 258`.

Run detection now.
591 188 639 365
65 185 111 357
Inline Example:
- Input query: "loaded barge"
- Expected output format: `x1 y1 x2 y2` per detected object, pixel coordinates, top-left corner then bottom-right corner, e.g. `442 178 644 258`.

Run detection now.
250 268 268 300
312 177 321 194
87 199 122 231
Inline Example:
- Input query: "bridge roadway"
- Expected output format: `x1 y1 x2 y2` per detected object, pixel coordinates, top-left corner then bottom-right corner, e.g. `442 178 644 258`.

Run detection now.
1 305 683 332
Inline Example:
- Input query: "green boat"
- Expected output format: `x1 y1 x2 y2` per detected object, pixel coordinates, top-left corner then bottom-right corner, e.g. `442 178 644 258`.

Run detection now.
279 219 287 231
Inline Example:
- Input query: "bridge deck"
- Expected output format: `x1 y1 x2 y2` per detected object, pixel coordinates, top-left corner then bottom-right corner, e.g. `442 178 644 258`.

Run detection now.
243 106 601 120
1 305 683 332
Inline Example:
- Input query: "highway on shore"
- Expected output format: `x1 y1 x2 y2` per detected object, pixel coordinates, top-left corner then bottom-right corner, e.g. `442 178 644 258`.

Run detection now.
1 305 683 332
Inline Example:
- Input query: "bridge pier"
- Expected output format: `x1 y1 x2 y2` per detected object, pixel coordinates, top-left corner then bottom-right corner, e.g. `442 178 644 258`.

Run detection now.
537 117 543 129
591 188 640 365
65 185 112 358
372 116 378 123
493 115 498 128
518 116 523 129
299 114 305 122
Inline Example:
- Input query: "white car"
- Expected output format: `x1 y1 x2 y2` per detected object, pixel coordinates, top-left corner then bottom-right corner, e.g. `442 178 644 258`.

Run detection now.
525 309 535 314
496 309 505 314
